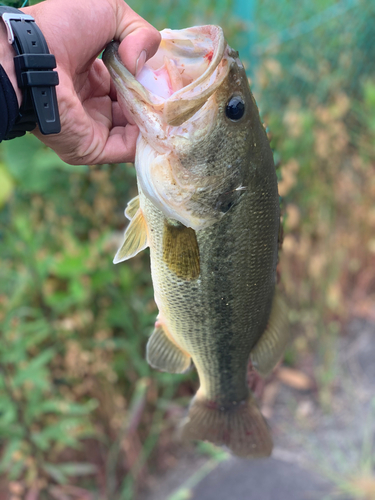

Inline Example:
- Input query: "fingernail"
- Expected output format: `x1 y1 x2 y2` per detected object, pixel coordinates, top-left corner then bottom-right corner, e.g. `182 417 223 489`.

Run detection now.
135 50 147 77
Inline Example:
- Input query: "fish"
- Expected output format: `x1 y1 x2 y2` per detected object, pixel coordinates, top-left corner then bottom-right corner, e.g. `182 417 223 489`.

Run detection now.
103 25 289 458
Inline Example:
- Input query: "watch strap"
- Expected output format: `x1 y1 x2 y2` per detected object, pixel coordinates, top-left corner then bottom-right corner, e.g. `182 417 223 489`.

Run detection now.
0 63 19 140
0 6 60 138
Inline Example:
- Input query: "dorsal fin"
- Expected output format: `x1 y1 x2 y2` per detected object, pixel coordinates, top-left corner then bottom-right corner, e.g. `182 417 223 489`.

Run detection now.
250 290 290 376
114 208 148 263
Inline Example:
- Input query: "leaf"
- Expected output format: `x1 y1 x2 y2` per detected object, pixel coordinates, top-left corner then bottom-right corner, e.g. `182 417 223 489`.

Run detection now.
2 135 87 194
44 291 77 313
2 135 54 193
91 268 115 289
32 418 95 450
43 462 97 484
43 463 67 485
0 162 14 207
0 395 17 427
8 460 26 481
196 441 229 462
364 80 375 108
33 148 87 173
34 398 98 417
13 348 55 387
53 252 90 278
0 439 24 472
21 320 52 350
276 367 314 390
56 462 97 477
167 488 192 500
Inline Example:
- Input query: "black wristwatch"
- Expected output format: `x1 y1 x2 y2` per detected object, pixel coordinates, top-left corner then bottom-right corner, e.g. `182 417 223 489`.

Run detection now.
0 6 61 139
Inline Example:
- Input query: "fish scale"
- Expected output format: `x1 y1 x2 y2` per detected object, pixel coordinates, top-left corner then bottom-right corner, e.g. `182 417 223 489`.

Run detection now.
142 158 279 405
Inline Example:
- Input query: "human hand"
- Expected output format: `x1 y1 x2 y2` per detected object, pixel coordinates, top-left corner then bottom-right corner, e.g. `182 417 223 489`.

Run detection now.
19 0 160 164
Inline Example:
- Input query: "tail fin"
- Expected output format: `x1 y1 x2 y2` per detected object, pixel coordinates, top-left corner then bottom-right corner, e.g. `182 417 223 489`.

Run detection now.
181 394 272 458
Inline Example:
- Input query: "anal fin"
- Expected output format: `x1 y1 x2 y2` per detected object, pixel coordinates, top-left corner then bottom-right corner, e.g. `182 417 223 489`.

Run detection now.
114 208 148 263
146 323 191 374
250 290 290 377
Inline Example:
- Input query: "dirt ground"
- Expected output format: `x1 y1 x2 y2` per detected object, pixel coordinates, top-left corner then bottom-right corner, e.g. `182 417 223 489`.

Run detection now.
140 317 375 500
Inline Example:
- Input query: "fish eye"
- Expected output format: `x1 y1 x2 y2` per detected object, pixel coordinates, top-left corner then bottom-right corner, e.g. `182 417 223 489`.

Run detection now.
226 96 245 121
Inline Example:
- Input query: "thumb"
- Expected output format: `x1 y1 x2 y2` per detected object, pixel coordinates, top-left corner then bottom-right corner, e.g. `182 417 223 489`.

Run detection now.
114 3 161 75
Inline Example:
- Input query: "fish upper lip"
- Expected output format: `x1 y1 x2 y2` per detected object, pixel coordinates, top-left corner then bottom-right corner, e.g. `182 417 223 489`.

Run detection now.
103 42 164 107
161 25 226 102
103 26 229 125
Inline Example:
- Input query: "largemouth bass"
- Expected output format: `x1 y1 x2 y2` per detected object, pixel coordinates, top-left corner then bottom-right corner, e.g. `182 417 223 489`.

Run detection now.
103 26 289 458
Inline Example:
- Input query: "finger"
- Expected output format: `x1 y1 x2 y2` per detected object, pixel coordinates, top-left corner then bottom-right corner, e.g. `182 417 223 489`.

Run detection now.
118 27 161 75
112 101 129 127
96 124 139 164
109 77 118 101
114 2 161 75
26 0 160 76
34 121 139 165
77 60 111 102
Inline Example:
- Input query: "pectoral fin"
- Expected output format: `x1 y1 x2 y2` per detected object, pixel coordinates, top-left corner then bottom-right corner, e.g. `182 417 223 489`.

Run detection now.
250 291 290 377
113 208 148 263
146 323 191 373
163 221 200 280
125 195 140 220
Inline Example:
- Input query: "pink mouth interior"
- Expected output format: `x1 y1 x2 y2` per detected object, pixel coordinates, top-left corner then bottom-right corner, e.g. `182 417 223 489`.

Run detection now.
136 45 214 100
137 64 175 99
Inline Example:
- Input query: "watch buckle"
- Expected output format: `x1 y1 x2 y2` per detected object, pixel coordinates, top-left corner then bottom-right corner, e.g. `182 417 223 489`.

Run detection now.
2 12 34 44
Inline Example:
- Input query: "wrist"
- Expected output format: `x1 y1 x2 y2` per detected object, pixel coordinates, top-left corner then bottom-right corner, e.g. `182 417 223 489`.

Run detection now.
0 4 47 108
0 16 22 106
0 5 61 138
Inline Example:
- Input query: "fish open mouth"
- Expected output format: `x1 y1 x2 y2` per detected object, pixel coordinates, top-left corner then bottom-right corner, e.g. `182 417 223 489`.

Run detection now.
103 26 240 230
103 26 230 128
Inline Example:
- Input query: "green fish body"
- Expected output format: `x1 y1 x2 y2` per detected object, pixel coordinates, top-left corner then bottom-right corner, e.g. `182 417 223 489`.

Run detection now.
103 25 289 457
